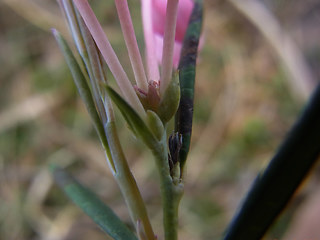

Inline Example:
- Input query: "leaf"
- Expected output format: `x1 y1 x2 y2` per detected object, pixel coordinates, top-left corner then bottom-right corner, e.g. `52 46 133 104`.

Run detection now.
146 110 165 141
157 72 180 123
176 0 203 171
52 29 109 152
223 84 320 240
51 165 138 240
105 86 159 149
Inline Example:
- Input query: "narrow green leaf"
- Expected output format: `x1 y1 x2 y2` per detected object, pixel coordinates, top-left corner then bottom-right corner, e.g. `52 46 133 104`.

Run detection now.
52 29 109 152
157 72 180 123
223 84 320 240
50 165 138 240
76 9 109 123
175 0 203 171
105 86 158 149
146 110 165 141
59 0 88 61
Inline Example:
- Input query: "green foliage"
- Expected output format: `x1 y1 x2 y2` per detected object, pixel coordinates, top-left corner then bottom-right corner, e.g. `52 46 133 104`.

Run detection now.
51 165 138 240
146 110 165 141
157 72 180 123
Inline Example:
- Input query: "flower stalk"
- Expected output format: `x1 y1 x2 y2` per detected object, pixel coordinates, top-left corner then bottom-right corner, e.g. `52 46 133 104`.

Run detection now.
115 0 148 92
142 0 160 82
160 0 180 97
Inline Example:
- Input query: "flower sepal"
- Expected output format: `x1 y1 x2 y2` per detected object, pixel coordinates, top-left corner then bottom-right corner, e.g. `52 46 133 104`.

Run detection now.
135 81 161 113
135 73 180 124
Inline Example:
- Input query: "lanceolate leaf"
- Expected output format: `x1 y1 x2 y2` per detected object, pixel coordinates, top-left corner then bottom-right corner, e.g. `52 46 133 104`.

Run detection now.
175 0 203 171
105 86 158 149
157 72 180 123
223 84 320 240
51 166 138 240
53 29 109 152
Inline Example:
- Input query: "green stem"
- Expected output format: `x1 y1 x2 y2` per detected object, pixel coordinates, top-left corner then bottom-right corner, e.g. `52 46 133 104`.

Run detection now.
152 133 184 240
105 121 155 240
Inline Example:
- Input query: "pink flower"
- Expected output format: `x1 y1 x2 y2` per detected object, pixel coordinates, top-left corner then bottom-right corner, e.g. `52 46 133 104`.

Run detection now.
151 0 194 68
74 0 194 119
142 0 194 97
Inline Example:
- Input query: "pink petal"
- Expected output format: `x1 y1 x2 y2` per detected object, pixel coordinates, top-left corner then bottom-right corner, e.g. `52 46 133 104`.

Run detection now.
115 0 148 92
159 0 180 96
141 0 160 82
73 0 146 119
152 0 194 42
151 0 194 69
154 34 182 69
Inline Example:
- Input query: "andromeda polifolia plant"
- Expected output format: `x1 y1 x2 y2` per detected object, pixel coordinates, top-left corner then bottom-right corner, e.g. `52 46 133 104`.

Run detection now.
51 0 320 240
52 0 202 239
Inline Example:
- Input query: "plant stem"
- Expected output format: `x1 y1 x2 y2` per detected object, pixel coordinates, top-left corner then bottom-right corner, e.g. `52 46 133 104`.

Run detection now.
105 121 156 240
152 132 184 240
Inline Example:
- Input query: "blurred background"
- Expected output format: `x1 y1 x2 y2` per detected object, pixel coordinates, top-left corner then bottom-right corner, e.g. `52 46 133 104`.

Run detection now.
1 0 320 239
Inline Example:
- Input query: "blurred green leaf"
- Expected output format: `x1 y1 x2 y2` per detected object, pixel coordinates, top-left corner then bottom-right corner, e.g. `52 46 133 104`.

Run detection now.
51 165 138 240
